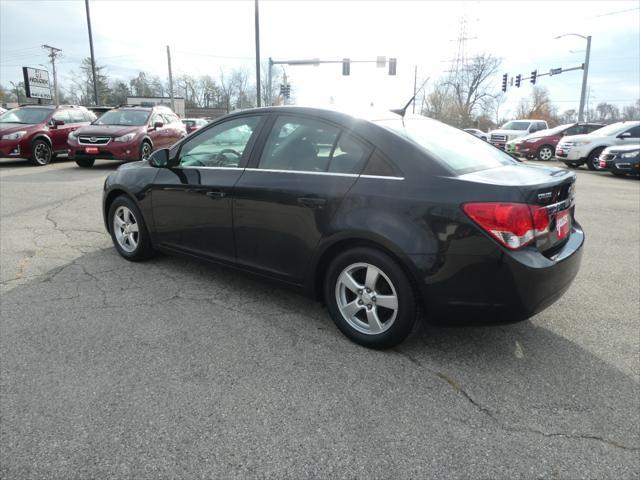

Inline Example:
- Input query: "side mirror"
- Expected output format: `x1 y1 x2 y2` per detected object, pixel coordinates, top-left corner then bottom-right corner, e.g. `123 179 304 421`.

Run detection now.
50 119 64 128
153 121 164 130
618 132 631 139
148 148 170 168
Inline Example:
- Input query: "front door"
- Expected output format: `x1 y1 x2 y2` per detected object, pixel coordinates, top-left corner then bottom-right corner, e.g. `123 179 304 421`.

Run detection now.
49 109 72 151
233 114 372 283
151 114 265 262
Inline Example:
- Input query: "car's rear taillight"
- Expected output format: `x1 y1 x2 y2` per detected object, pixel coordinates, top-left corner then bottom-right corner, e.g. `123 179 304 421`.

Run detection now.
463 202 550 250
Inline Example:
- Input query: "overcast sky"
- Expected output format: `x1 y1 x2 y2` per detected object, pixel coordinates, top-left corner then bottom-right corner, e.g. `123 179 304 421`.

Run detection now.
1 0 638 117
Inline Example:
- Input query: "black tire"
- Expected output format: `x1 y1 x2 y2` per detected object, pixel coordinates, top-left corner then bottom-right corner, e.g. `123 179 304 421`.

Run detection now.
586 147 605 171
107 195 154 262
324 247 417 349
536 145 554 161
29 139 53 166
140 141 152 161
75 158 95 168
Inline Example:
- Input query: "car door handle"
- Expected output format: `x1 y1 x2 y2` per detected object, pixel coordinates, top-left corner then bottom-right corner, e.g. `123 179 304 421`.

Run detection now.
206 190 226 198
298 196 326 208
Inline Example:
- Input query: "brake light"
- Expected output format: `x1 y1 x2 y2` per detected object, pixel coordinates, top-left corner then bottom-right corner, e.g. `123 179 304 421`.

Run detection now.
463 202 550 250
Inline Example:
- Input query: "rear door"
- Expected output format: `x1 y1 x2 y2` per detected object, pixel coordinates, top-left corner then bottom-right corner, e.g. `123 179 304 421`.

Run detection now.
233 114 372 283
148 112 168 149
151 114 265 261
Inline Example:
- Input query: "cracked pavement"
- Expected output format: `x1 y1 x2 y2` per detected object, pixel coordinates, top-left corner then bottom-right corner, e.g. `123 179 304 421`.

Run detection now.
1 157 638 479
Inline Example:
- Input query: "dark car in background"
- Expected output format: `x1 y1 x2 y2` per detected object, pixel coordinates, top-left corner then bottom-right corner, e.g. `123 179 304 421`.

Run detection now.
102 106 584 349
599 144 640 176
513 122 605 161
182 118 208 134
67 105 186 167
0 105 96 165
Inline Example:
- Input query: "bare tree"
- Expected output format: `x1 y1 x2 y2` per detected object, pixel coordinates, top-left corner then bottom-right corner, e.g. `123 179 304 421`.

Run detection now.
622 99 640 120
515 86 557 125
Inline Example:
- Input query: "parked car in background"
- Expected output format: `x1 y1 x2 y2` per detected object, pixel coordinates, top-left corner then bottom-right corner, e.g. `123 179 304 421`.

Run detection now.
182 118 208 134
598 144 640 176
556 121 640 170
0 107 7 115
463 128 488 141
102 106 583 349
67 105 186 167
511 122 606 161
87 106 113 118
0 104 96 165
489 119 548 150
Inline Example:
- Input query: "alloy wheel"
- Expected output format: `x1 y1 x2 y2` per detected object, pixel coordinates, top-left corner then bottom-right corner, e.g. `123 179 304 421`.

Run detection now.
113 206 140 253
335 262 398 335
141 142 151 160
538 147 553 161
34 143 52 165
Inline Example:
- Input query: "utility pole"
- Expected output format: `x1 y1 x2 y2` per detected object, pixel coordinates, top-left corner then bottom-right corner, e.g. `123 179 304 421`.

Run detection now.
282 70 288 105
84 0 99 105
412 65 417 114
167 45 175 112
267 57 273 106
42 45 61 106
577 36 591 122
254 0 261 107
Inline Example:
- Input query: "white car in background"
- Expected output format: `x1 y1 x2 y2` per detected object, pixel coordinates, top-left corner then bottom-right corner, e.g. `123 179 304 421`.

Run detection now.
556 121 640 170
488 119 548 150
463 128 488 141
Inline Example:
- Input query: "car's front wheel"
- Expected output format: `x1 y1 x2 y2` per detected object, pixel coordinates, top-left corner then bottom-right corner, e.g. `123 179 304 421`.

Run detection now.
29 139 52 166
324 247 417 349
140 141 152 161
587 147 605 171
537 145 554 161
108 195 154 261
75 158 95 168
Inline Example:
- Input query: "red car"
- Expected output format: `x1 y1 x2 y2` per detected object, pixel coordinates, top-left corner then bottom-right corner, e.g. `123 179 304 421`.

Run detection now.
0 105 96 165
67 105 186 167
513 122 605 161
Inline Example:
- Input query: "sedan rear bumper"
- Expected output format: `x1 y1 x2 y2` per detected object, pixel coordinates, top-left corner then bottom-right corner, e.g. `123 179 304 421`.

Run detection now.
415 224 584 324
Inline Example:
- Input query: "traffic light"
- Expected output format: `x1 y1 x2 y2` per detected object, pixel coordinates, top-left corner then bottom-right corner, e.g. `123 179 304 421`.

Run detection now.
342 58 350 76
501 73 507 92
530 70 537 85
279 84 285 96
284 85 291 99
388 58 397 76
515 74 522 88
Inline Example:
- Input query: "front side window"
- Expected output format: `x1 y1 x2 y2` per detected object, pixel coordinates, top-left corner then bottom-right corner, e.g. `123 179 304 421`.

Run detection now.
94 110 150 126
624 126 640 138
501 121 531 131
179 116 261 168
0 107 51 124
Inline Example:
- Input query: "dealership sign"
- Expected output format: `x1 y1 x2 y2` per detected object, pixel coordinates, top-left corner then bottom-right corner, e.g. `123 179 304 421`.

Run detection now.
22 67 52 99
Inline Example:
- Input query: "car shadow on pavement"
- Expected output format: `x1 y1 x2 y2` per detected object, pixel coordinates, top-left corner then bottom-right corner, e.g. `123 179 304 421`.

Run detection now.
1 248 638 478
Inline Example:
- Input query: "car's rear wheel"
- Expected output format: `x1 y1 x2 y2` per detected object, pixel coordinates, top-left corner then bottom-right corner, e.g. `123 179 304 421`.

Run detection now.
75 158 95 168
537 145 554 161
324 247 417 349
587 147 605 171
140 141 152 161
29 139 52 166
108 195 154 261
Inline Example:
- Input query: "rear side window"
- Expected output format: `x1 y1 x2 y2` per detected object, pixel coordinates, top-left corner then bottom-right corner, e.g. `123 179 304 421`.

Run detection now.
68 110 86 123
52 110 70 123
625 126 640 138
377 117 516 175
362 150 402 177
327 133 370 174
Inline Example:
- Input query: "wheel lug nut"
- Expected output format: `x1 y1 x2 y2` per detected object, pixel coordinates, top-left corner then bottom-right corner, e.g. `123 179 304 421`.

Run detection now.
358 300 363 305
367 304 372 310
365 288 371 293
357 290 363 295
372 296 376 302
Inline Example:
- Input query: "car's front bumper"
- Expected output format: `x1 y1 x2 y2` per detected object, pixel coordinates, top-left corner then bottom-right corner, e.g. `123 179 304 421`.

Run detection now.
414 223 584 323
0 139 26 158
556 145 588 162
67 140 140 161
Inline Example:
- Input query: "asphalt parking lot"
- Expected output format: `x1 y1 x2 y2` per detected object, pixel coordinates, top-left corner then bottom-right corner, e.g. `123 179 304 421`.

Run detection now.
1 157 638 479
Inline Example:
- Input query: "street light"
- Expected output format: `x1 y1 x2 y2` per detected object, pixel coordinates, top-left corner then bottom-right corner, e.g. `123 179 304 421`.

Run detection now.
554 33 591 122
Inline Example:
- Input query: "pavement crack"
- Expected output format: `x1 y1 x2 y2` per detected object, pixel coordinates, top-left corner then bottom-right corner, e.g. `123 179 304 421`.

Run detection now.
395 350 639 452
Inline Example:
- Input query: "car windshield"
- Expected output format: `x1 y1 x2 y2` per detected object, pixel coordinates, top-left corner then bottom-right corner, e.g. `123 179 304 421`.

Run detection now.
501 121 531 130
94 110 150 126
589 123 634 137
0 107 50 124
378 116 517 175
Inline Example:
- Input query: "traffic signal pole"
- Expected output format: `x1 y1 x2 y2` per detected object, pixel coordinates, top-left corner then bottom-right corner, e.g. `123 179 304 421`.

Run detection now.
577 36 591 122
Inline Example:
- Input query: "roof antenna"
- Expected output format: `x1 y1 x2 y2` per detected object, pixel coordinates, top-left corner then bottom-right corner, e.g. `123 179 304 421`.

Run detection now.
390 77 430 120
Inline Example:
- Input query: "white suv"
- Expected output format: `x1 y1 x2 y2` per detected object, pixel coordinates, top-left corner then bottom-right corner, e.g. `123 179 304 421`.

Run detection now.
556 121 640 170
488 120 548 150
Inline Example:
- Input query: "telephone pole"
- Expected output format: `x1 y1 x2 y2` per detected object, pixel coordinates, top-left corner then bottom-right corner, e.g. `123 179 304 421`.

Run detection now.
85 0 99 105
254 0 261 107
42 44 61 106
166 45 175 112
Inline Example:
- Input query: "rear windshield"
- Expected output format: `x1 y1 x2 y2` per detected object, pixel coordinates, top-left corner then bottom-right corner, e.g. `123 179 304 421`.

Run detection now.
377 117 517 175
0 107 50 124
94 109 150 126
